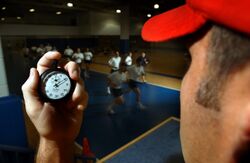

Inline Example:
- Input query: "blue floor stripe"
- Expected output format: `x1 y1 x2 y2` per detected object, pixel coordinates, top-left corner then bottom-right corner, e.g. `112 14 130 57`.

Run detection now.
76 71 180 158
106 120 184 163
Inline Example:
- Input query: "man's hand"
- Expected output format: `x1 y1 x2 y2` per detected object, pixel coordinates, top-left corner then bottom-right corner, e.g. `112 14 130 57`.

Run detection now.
22 51 88 163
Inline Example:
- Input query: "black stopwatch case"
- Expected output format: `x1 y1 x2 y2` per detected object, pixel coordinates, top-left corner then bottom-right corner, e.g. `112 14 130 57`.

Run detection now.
38 68 75 102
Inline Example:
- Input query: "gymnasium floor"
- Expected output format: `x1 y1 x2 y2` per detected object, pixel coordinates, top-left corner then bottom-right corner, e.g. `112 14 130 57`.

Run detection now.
2 46 184 161
75 64 182 160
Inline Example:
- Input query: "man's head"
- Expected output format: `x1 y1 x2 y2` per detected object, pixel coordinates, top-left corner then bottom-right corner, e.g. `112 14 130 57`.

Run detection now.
142 0 250 162
115 51 120 57
141 52 146 57
76 48 81 53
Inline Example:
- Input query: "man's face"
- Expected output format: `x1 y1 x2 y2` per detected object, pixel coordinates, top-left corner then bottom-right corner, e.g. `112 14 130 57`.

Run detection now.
115 51 119 57
180 29 248 163
180 31 219 162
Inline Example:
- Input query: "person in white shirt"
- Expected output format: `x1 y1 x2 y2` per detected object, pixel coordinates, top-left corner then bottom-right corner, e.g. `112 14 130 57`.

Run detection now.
125 52 133 66
127 59 146 109
72 48 84 69
83 48 93 78
107 51 121 94
64 45 74 60
107 63 127 114
108 51 121 73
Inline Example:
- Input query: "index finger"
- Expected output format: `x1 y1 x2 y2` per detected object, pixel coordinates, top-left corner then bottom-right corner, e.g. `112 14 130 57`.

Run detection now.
37 51 61 74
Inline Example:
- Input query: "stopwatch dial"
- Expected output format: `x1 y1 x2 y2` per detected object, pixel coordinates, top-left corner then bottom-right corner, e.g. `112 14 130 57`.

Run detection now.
41 71 72 100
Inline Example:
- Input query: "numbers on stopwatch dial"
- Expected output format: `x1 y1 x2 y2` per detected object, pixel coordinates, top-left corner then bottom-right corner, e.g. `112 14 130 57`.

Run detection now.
44 72 71 100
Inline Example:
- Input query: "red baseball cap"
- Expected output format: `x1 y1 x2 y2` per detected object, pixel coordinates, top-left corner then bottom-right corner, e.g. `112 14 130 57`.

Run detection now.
142 0 250 42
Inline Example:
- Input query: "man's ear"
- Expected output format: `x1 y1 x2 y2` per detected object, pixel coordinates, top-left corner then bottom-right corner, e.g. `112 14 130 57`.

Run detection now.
233 109 250 163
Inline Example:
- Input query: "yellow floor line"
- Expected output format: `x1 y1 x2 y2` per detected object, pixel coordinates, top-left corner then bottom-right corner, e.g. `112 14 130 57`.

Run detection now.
171 116 180 122
98 116 179 162
147 82 180 91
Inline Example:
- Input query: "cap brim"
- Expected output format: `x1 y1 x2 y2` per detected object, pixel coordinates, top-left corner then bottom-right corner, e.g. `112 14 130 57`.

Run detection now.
142 5 207 42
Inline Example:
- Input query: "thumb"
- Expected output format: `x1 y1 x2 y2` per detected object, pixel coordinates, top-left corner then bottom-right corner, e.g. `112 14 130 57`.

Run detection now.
22 68 42 111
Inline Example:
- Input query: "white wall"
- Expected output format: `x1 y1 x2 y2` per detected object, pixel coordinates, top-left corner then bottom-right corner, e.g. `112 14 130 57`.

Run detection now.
0 11 143 36
89 11 120 35
77 12 91 35
0 37 9 97
130 18 144 36
0 24 80 36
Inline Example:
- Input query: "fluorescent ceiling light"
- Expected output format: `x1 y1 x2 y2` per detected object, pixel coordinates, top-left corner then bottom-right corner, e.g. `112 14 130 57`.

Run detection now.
2 6 6 10
154 4 159 9
29 8 35 12
67 2 73 7
116 9 121 13
147 14 151 18
56 11 62 15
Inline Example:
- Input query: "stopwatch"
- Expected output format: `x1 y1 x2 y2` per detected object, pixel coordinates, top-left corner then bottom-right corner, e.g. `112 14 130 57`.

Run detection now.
39 61 75 102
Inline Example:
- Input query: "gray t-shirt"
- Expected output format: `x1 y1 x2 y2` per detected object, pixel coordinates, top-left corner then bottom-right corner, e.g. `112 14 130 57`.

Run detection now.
108 71 126 89
127 65 145 82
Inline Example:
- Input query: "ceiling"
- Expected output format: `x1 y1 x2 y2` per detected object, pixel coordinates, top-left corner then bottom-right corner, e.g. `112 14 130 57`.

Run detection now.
0 0 185 25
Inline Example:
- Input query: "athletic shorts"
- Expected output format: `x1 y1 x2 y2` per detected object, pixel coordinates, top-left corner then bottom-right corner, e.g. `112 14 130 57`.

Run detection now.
128 79 141 89
111 88 123 97
84 60 92 64
110 69 118 73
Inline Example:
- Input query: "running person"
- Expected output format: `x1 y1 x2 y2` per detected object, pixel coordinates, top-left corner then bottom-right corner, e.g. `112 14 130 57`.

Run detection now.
107 51 121 94
125 52 133 67
83 48 93 78
127 59 146 109
72 48 84 69
108 51 121 73
136 52 149 82
64 45 74 61
107 63 127 114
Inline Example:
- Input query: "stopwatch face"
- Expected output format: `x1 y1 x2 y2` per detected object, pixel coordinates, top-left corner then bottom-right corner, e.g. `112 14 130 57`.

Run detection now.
39 69 74 101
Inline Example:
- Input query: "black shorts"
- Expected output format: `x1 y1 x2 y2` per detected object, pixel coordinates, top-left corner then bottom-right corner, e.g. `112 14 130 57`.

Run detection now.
84 60 92 64
110 69 118 73
128 79 140 89
111 88 123 97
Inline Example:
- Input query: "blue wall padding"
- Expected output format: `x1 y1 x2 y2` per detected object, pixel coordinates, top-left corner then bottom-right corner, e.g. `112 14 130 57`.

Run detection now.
0 96 28 147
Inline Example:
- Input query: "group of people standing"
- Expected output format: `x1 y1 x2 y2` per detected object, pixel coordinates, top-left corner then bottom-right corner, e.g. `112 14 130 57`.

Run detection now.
64 46 93 78
107 51 150 114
